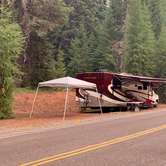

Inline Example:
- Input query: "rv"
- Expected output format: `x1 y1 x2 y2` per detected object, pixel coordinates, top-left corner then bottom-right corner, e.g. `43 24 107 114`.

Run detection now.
76 72 166 111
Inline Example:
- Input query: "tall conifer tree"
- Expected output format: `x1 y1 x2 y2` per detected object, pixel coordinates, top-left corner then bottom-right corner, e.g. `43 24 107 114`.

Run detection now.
55 49 66 78
0 6 25 118
67 24 92 77
93 4 116 72
93 0 126 72
146 0 163 39
22 33 56 88
140 3 155 76
125 0 155 76
58 0 106 72
14 0 71 87
155 26 166 102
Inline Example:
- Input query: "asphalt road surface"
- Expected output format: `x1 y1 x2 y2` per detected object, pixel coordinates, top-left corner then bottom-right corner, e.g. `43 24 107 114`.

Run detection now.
1 110 166 166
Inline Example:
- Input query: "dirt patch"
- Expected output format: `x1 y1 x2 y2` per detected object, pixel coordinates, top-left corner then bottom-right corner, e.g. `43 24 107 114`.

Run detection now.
0 91 103 128
12 91 80 116
0 91 166 128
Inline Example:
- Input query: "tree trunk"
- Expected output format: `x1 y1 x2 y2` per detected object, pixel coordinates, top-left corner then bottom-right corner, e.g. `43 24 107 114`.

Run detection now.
15 0 26 88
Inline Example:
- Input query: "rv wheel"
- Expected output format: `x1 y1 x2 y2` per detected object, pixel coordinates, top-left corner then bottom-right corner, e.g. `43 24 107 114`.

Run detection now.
102 107 111 112
127 104 130 111
154 104 158 108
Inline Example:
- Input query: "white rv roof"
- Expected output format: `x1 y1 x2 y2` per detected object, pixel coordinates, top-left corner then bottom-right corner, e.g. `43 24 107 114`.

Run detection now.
113 73 166 83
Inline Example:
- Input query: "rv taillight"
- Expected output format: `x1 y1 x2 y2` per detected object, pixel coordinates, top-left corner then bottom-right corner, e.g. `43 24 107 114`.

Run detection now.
100 95 102 98
77 95 80 98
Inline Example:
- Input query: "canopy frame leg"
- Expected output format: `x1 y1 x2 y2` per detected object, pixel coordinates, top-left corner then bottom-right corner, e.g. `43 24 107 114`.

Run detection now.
63 87 69 120
30 85 39 118
96 87 103 115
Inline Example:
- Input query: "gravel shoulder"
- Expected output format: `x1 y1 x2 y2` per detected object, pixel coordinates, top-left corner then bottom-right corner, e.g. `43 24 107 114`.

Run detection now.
0 91 166 135
1 105 166 135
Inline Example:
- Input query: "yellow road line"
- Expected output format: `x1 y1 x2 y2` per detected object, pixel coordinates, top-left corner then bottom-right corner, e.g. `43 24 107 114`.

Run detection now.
18 124 166 166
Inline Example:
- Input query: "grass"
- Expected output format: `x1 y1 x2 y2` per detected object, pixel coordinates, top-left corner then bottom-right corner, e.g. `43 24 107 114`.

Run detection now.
19 113 31 117
79 107 101 113
13 87 75 94
14 113 38 118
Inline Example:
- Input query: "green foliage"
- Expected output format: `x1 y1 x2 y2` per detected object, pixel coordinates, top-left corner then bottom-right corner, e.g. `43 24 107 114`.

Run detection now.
94 2 117 72
0 6 25 118
58 0 106 70
140 3 156 76
12 0 72 87
93 0 126 72
67 23 92 77
125 0 155 76
125 0 144 75
16 0 72 37
155 26 166 78
146 0 163 39
110 0 127 72
79 107 101 113
55 49 66 78
22 32 56 88
13 87 55 93
161 0 166 26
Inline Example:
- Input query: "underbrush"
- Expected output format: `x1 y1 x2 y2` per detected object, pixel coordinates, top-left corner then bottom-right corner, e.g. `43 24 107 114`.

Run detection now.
79 107 102 113
13 87 75 94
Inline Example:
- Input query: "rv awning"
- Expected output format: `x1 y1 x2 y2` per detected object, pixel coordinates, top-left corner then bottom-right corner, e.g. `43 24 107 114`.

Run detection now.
113 73 166 83
30 77 102 120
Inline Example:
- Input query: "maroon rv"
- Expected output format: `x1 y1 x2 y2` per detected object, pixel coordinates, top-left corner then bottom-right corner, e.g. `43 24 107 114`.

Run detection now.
76 72 166 111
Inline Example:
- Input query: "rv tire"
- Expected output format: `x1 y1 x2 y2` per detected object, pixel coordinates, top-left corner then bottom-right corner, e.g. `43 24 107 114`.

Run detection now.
102 107 111 112
127 104 130 111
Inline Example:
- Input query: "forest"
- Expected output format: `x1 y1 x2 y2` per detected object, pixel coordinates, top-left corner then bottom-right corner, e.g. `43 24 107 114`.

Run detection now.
0 0 166 118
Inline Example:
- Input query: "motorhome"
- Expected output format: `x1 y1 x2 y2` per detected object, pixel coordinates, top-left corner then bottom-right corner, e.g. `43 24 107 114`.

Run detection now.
76 72 166 111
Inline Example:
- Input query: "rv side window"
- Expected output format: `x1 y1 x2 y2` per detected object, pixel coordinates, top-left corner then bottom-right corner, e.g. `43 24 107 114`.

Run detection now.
143 82 147 90
138 86 142 90
113 76 121 89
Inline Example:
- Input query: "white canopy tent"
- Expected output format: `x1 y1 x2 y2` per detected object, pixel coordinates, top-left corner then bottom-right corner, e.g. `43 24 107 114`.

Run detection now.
30 77 103 120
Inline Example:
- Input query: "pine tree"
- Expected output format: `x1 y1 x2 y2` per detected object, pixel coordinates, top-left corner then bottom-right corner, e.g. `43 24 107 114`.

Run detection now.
14 0 72 87
146 0 163 39
155 26 166 103
22 32 56 88
108 0 126 72
156 27 166 78
93 5 116 72
0 6 25 118
55 49 66 78
161 0 166 25
125 0 155 76
93 0 126 72
67 24 92 77
58 0 106 67
140 2 156 76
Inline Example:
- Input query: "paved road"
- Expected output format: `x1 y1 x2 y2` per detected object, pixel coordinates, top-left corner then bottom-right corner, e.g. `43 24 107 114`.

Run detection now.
1 110 166 166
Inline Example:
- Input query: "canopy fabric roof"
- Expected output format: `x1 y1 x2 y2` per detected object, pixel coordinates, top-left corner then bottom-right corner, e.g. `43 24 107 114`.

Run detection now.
30 77 102 120
39 76 97 88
